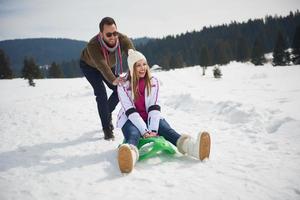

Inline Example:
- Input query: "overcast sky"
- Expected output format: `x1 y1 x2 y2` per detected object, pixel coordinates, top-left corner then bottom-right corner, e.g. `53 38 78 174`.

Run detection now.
0 0 299 41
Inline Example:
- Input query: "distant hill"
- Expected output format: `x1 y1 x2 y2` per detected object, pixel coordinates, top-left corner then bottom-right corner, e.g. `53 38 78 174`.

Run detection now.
0 38 87 75
0 37 152 76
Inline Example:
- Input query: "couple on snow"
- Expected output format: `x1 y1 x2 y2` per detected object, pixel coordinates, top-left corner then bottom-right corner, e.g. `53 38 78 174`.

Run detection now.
80 17 211 173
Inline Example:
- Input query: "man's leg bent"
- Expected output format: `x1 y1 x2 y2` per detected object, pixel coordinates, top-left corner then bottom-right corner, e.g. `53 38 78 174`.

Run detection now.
80 61 111 130
102 70 119 114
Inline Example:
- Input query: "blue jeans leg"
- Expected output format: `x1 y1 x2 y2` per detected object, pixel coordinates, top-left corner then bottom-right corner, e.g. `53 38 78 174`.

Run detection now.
158 119 181 146
80 60 119 129
121 120 141 146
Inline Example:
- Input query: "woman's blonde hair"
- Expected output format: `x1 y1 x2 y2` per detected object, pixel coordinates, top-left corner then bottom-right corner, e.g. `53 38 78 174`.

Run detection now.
129 61 152 101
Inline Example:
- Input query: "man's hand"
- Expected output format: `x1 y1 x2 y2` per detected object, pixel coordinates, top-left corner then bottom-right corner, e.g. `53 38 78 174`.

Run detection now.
112 77 125 86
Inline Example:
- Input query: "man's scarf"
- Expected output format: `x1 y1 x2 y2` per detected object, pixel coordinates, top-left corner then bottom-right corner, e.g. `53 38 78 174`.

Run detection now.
98 34 123 75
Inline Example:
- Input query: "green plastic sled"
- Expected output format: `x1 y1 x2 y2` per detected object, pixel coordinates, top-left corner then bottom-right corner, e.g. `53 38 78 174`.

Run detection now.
137 136 176 161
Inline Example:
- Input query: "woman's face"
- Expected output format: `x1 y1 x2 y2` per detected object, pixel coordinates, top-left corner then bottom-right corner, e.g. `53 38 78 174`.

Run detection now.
134 59 148 78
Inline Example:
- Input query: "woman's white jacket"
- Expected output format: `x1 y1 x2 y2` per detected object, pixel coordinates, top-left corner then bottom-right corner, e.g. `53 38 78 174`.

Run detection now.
116 76 161 136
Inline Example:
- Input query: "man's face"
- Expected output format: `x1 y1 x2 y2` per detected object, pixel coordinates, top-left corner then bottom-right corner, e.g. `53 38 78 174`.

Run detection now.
101 24 118 47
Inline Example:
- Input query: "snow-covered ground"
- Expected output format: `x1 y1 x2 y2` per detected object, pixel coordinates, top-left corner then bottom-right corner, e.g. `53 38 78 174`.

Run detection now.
1 62 300 200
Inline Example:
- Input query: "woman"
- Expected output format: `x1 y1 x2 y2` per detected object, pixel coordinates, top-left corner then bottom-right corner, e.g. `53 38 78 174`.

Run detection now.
116 49 211 173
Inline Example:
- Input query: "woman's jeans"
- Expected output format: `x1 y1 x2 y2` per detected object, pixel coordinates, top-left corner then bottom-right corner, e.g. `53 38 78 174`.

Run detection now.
80 60 119 129
122 119 181 146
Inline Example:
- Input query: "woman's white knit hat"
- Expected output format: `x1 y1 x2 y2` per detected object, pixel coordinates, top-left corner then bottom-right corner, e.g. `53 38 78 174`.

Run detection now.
127 49 147 76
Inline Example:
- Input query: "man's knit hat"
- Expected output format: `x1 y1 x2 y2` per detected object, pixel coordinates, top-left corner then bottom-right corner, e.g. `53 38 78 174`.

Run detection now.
127 49 147 76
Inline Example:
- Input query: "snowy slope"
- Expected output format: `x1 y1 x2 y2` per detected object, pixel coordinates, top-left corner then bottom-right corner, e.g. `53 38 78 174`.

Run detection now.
1 62 300 200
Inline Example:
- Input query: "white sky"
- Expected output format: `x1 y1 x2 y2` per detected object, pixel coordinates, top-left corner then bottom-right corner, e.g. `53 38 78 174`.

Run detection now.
0 0 299 41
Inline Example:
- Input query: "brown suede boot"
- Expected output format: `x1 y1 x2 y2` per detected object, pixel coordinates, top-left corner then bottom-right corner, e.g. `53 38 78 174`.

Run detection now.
118 144 139 173
177 132 211 161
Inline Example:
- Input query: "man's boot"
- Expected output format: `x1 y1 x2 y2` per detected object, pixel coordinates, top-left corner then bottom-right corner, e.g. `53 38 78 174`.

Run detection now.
177 132 211 160
103 128 115 140
118 144 139 173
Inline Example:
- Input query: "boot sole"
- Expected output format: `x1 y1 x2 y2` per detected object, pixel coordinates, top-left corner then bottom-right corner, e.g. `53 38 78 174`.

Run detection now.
199 132 211 161
118 145 133 173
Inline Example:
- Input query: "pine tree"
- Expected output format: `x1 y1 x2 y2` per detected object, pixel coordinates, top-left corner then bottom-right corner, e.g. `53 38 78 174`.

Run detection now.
22 57 34 86
40 65 49 78
199 46 210 75
159 51 172 70
21 57 43 86
251 37 266 65
0 49 13 79
236 37 250 62
169 53 184 68
272 31 288 66
292 25 300 64
176 53 185 68
215 41 231 65
60 59 82 78
285 51 292 65
48 62 64 78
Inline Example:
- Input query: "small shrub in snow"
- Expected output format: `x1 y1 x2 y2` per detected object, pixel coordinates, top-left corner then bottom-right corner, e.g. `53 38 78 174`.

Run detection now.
213 66 222 78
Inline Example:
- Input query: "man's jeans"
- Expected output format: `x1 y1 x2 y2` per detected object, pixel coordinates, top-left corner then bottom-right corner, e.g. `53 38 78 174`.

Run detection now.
80 60 119 129
122 119 181 146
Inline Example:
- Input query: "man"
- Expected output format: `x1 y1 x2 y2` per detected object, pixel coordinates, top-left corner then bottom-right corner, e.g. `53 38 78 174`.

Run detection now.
80 17 135 140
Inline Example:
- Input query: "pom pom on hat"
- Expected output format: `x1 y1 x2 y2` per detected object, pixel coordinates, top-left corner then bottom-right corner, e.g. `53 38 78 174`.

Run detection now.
127 49 146 76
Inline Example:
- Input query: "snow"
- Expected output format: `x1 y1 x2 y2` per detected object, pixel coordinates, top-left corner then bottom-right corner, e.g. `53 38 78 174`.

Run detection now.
1 62 300 200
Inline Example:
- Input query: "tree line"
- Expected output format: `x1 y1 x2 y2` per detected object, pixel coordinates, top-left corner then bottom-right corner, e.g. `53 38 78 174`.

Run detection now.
136 10 300 69
0 52 82 80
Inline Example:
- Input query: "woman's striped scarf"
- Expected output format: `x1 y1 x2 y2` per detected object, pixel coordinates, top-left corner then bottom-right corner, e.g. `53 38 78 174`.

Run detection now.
98 34 123 75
